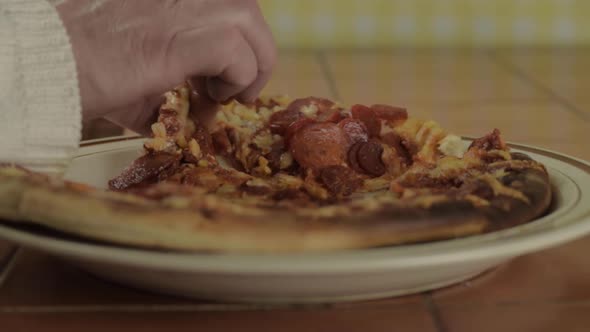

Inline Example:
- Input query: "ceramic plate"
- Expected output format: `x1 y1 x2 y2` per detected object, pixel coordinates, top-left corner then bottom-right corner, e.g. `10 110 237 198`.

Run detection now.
1 137 590 303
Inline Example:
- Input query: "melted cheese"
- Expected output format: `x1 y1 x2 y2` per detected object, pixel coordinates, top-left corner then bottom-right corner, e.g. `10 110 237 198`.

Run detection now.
301 104 319 117
438 134 466 158
188 139 202 159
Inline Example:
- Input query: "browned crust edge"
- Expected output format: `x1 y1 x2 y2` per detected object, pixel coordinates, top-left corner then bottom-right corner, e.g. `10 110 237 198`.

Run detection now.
0 156 552 252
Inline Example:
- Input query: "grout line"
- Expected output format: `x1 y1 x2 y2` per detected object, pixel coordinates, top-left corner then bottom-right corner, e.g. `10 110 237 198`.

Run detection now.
5 298 590 314
316 51 342 101
423 293 449 332
0 303 334 314
488 51 590 121
0 246 21 288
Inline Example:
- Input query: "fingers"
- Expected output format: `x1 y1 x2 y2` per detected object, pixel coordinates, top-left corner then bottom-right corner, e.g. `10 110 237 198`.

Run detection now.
187 79 220 124
163 1 277 103
105 94 164 136
163 26 259 102
204 37 258 102
233 3 277 103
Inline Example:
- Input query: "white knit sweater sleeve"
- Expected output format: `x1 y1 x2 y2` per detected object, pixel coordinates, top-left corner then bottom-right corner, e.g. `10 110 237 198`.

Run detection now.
0 0 81 174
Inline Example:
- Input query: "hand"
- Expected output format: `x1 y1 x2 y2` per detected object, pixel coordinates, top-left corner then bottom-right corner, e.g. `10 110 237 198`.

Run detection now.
56 0 277 134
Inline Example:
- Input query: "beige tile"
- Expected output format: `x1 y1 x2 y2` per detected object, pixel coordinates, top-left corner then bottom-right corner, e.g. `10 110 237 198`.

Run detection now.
395 100 590 146
433 235 590 305
0 304 436 332
326 50 546 105
497 49 590 105
439 303 590 332
262 51 333 99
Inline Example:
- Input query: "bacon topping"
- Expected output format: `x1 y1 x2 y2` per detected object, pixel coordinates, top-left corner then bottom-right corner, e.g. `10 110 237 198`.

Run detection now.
351 104 381 137
191 122 214 156
211 128 232 155
468 129 506 151
319 165 363 196
108 152 181 190
159 111 182 136
370 104 408 123
288 122 347 169
381 132 412 165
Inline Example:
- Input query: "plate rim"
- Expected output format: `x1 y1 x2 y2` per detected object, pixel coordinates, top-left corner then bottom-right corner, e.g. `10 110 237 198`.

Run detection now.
1 137 589 274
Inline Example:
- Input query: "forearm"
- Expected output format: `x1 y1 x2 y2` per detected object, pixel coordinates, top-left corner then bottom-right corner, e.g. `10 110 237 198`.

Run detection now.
0 0 81 174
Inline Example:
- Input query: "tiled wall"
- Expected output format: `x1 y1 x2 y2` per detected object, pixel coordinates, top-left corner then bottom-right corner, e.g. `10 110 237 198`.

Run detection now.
260 0 590 48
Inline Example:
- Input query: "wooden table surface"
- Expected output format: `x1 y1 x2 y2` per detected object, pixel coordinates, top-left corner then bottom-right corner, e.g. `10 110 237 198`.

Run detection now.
2 48 590 332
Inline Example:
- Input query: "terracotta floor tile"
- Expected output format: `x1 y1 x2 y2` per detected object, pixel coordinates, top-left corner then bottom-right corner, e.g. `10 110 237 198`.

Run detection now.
0 304 436 332
325 50 547 106
0 240 17 276
0 249 425 308
0 250 194 306
439 303 590 332
432 235 590 305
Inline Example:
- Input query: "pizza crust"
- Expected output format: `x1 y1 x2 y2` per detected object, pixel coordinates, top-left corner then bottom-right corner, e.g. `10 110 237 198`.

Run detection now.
0 158 550 252
0 89 553 252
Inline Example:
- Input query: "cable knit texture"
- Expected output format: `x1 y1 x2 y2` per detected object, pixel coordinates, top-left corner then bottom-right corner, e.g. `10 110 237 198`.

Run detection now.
0 0 81 174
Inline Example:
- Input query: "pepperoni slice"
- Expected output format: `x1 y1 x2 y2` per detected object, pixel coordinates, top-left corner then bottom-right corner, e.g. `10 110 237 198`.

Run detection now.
468 129 505 151
351 104 381 137
339 118 369 146
288 122 347 169
370 104 408 123
319 165 363 196
269 109 305 135
271 97 339 135
347 142 365 174
108 152 181 190
284 118 316 145
355 141 386 177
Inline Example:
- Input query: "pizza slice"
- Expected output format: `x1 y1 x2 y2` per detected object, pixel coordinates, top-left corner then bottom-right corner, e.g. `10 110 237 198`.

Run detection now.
0 85 552 252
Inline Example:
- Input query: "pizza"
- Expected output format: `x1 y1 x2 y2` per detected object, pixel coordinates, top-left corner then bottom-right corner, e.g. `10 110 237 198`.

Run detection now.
0 83 552 252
